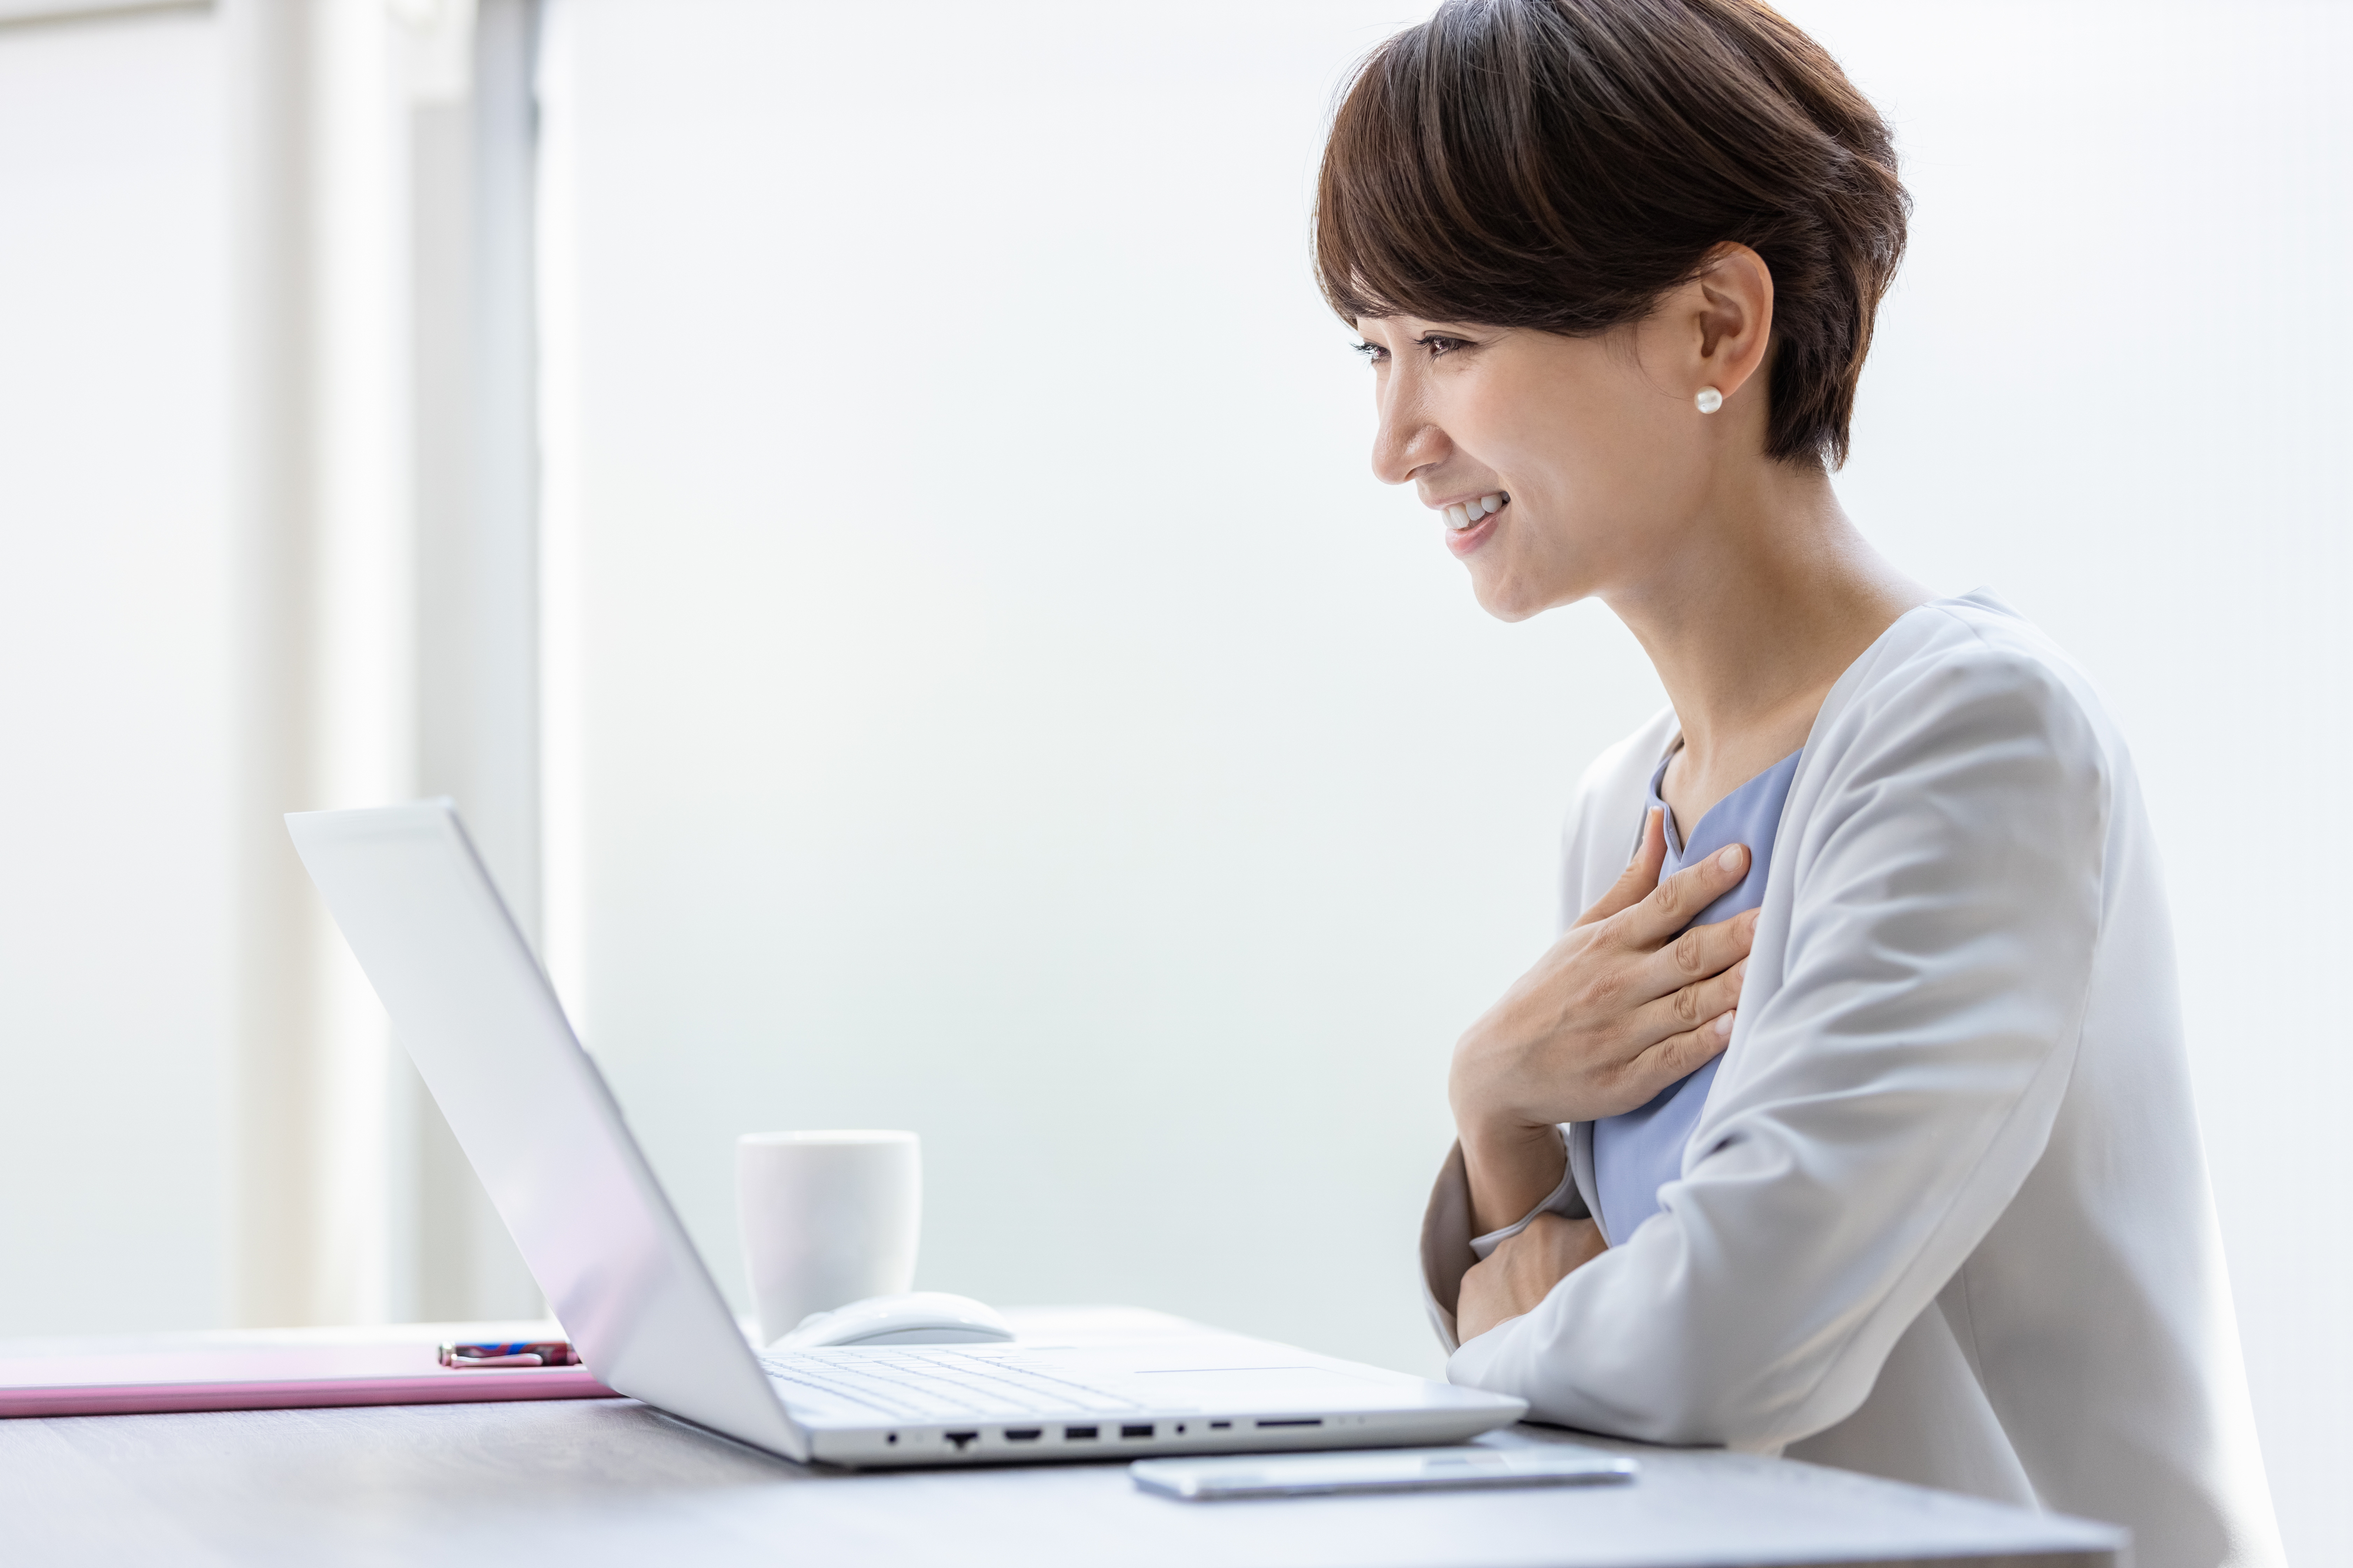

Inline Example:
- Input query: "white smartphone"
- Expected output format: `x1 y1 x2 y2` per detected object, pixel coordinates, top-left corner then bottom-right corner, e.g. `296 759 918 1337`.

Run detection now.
1129 1444 1638 1501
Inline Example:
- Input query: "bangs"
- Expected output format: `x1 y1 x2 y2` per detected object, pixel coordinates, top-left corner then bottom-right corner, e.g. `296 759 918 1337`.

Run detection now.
1313 8 1693 336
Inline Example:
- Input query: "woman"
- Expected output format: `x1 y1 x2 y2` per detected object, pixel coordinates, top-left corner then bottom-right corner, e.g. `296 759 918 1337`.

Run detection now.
1315 4 2282 1564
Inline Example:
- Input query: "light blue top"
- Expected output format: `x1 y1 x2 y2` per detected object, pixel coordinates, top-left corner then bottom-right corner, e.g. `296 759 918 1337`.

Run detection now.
1590 745 1802 1243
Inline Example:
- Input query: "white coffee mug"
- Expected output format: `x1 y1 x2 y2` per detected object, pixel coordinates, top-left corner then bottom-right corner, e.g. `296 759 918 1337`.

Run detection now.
736 1130 922 1346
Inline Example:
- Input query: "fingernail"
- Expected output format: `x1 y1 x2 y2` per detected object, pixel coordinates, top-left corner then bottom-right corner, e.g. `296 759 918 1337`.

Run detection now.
1717 846 1744 872
1716 1011 1735 1037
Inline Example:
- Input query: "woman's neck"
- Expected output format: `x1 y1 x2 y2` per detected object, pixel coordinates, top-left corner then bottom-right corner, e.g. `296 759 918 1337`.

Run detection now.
1606 462 1929 833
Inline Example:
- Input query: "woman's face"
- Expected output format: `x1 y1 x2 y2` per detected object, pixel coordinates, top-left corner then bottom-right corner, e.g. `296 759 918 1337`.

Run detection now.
1357 310 1725 622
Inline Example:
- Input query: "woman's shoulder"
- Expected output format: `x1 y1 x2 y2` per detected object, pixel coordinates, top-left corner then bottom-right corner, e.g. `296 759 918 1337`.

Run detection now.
1833 590 2122 759
1566 591 2115 808
1557 593 2135 915
1804 590 2136 829
1872 588 2086 675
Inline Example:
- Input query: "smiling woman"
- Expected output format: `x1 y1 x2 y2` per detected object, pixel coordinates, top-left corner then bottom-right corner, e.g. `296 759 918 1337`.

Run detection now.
1312 4 2284 1566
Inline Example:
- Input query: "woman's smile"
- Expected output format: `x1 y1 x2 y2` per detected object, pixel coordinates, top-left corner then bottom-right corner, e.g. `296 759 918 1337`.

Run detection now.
1438 490 1509 556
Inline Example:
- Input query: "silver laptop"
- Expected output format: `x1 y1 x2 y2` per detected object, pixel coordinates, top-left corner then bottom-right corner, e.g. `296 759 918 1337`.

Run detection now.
285 802 1527 1468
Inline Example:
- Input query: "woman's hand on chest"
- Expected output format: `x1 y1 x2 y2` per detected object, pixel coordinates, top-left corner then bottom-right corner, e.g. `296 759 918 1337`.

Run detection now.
1450 808 1757 1233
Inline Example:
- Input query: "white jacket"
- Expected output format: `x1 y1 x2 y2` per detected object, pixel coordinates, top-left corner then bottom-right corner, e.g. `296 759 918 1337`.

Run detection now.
1419 592 2282 1566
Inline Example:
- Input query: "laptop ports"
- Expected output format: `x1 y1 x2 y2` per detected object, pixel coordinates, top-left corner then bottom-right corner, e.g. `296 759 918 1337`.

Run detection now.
1004 1428 1042 1443
1121 1424 1155 1440
944 1430 979 1450
1062 1425 1098 1440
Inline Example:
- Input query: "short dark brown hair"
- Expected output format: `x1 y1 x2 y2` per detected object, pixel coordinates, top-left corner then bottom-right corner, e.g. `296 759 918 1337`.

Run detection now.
1315 0 1908 468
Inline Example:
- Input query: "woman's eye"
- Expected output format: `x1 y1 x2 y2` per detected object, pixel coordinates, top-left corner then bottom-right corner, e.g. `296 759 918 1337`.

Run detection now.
1352 341 1388 365
1418 335 1468 357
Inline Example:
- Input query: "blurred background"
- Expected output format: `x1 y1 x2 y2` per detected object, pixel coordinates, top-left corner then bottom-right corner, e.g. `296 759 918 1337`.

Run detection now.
1 0 2345 1554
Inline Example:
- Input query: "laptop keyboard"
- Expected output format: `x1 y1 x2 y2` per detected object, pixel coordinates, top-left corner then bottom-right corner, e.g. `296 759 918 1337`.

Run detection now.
758 1349 1146 1420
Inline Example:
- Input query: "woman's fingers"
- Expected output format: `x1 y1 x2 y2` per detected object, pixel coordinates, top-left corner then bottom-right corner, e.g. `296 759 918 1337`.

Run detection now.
1621 1005 1738 1104
1585 959 1747 1117
1574 808 1667 929
1642 908 1758 999
1457 822 1757 1132
1631 956 1749 1045
1617 840 1752 948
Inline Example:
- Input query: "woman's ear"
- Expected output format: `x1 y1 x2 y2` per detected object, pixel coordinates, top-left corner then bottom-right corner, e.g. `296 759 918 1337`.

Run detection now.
1689 242 1775 402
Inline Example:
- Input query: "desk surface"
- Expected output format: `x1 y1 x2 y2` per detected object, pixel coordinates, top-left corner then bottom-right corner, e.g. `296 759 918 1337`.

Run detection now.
1 1308 2126 1568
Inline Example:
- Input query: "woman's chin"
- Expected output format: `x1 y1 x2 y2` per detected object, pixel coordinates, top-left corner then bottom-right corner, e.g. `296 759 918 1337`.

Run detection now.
1467 568 1552 625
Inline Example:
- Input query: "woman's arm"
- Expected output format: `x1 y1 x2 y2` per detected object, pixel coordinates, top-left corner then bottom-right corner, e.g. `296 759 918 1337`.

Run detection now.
1458 1213 1609 1340
1445 648 2108 1446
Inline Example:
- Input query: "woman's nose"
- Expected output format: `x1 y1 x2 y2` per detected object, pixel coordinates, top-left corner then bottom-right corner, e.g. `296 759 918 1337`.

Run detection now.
1369 383 1446 488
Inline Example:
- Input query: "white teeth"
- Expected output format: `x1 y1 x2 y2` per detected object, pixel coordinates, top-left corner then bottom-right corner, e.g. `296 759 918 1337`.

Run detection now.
1444 494 1509 532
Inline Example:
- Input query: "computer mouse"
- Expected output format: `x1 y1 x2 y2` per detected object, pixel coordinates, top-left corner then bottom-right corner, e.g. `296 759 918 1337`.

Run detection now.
769 1291 1015 1350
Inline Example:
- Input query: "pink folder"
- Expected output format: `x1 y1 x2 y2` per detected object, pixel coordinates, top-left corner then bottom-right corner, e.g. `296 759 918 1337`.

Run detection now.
0 1325 615 1419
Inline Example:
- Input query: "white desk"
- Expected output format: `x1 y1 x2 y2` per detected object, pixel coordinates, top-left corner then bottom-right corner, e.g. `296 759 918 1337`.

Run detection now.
1 1308 2126 1567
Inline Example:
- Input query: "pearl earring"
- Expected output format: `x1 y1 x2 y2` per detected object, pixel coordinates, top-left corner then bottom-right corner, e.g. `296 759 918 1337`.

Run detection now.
1695 386 1724 414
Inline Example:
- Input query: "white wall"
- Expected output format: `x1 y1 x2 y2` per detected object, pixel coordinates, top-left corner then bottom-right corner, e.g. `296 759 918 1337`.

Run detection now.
538 0 1664 1382
0 10 234 1334
0 0 548 1337
543 1 2353 1557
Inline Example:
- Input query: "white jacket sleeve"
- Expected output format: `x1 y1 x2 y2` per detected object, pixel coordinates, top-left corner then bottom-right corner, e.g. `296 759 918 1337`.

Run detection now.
1445 640 2110 1448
